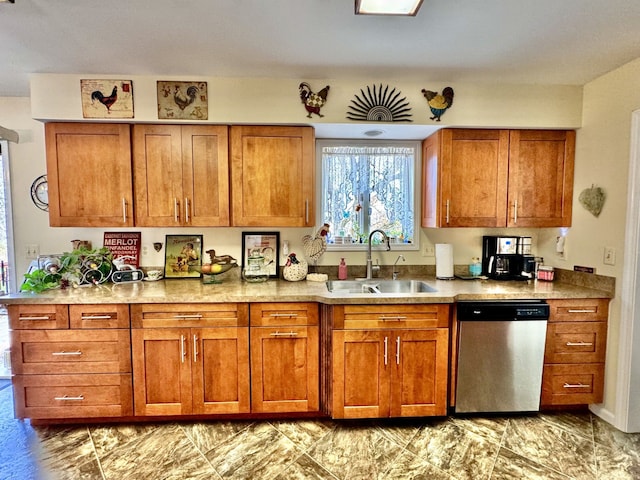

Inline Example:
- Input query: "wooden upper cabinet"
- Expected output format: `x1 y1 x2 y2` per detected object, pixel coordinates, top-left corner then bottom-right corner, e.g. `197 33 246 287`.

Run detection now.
507 130 575 227
133 124 230 227
421 128 575 228
45 123 134 227
230 126 315 227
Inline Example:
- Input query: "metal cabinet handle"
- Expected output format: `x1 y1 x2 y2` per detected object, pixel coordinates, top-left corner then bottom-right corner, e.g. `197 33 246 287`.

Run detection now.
567 309 597 314
181 335 186 363
305 199 309 224
563 383 590 389
193 334 198 362
379 316 407 321
19 316 51 321
81 315 112 320
269 331 298 337
174 198 179 223
51 351 82 356
269 313 298 318
54 395 85 401
396 336 400 365
173 314 203 319
513 200 518 224
122 198 127 223
185 197 190 223
566 341 594 347
383 336 388 366
445 199 450 224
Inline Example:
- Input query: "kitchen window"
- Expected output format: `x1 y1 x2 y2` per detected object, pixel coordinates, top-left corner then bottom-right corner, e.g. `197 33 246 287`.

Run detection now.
317 140 419 250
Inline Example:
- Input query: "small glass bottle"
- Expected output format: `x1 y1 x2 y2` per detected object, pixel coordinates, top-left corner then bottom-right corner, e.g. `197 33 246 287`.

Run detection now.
469 257 482 276
338 258 348 280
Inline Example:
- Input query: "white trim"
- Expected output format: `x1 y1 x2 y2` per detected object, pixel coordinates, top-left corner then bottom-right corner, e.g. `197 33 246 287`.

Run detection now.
616 109 640 432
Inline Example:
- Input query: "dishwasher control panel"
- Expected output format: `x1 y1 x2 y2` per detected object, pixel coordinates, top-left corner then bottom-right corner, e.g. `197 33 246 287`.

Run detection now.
457 300 549 321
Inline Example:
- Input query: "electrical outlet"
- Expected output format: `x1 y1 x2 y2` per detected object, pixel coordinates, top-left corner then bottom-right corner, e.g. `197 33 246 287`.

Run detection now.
25 244 39 259
422 244 435 257
604 247 616 265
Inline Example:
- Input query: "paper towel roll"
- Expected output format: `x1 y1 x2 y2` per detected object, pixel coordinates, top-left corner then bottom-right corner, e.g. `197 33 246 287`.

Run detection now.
435 243 454 279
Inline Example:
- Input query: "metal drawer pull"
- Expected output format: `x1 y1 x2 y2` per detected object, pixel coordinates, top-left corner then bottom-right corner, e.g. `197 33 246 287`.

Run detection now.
567 309 596 313
122 198 127 223
181 335 186 363
51 351 82 356
269 313 298 318
269 331 298 337
173 314 203 319
379 316 407 321
54 395 85 401
566 341 593 347
20 316 51 321
81 315 112 320
563 383 591 389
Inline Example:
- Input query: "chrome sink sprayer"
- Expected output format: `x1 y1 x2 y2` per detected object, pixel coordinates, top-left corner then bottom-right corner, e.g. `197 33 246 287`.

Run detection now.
366 229 390 280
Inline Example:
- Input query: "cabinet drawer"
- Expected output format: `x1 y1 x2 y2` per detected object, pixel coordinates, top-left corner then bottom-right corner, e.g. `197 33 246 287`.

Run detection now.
541 363 604 406
8 304 69 330
250 302 318 326
547 299 609 322
545 322 607 364
334 304 450 329
131 303 248 328
12 373 133 419
11 330 131 374
70 304 130 329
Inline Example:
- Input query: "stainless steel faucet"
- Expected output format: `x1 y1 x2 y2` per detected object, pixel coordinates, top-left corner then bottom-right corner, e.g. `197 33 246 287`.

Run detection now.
392 254 406 280
366 229 390 279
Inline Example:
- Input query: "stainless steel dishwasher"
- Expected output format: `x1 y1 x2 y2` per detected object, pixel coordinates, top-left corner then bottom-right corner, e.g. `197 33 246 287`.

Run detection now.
455 300 549 413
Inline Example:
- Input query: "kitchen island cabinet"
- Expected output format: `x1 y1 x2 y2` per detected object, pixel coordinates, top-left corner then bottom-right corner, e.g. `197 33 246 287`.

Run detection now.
422 129 575 228
249 302 319 413
329 304 450 419
133 124 230 227
131 303 249 416
230 125 315 227
45 123 134 227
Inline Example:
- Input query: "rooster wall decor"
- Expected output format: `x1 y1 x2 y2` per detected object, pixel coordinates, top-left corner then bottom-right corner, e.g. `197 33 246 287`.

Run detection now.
421 87 454 121
299 83 330 118
157 81 208 120
80 79 134 119
302 223 330 271
346 84 412 122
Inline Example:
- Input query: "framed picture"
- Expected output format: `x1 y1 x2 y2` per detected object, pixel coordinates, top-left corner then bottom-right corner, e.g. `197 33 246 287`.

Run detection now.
241 232 280 278
164 234 203 279
80 79 134 118
157 81 208 120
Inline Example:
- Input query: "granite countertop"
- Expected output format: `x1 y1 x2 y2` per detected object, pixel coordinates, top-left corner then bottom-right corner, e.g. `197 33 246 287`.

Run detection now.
0 275 613 305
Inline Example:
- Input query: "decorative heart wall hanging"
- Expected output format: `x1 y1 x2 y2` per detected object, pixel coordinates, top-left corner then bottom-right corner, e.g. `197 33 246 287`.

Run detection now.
578 184 606 217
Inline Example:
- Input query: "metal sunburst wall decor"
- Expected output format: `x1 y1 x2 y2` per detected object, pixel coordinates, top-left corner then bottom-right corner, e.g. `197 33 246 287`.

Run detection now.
346 84 413 122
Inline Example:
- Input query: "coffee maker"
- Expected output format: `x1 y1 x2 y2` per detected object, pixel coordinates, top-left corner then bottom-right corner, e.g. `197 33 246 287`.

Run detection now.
482 236 534 280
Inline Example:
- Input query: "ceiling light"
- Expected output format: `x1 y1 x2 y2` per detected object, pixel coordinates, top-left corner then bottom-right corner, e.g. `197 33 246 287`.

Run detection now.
355 0 423 16
364 129 385 137
0 1 15 3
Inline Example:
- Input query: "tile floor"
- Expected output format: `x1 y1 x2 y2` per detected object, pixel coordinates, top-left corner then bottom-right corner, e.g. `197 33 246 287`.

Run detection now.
1 383 640 480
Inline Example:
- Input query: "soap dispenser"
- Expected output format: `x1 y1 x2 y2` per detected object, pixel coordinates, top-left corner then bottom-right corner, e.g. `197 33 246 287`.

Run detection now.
338 258 348 280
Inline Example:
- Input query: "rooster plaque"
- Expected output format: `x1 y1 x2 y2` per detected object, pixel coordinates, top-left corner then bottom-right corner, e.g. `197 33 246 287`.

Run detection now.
157 81 208 120
299 82 330 118
421 87 454 121
81 79 134 119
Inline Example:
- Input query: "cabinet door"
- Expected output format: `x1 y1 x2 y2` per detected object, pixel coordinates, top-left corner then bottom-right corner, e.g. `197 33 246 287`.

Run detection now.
507 130 575 227
390 329 449 417
332 330 389 419
181 125 230 226
439 129 509 227
45 123 133 227
132 125 184 226
192 327 250 415
131 328 192 416
230 126 315 227
251 326 319 413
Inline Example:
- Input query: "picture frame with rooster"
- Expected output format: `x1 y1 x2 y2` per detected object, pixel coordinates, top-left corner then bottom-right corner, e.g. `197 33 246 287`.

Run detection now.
81 79 134 118
157 81 208 120
241 232 280 278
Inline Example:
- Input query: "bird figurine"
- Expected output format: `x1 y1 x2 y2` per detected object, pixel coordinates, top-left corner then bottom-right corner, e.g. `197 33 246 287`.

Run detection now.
299 82 330 118
421 87 454 121
301 223 330 270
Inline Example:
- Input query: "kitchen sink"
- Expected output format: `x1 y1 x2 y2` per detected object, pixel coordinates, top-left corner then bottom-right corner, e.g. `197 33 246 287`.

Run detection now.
326 279 437 294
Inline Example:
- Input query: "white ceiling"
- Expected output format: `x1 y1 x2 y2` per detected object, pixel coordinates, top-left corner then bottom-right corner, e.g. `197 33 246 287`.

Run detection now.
0 0 639 99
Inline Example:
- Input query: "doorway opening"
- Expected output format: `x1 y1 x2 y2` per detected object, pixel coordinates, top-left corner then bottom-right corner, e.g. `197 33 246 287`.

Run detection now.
0 140 15 379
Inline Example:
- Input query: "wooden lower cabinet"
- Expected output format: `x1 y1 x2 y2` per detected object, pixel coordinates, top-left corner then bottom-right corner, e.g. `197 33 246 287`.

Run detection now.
332 328 449 419
131 327 249 416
